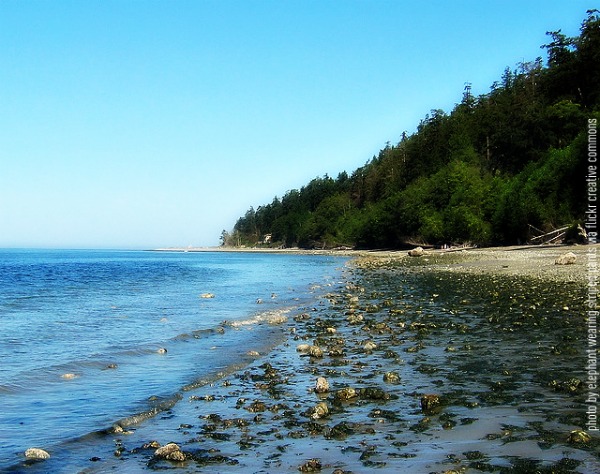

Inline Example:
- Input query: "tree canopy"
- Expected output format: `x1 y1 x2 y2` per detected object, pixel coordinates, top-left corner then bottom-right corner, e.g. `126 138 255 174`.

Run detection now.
224 11 599 249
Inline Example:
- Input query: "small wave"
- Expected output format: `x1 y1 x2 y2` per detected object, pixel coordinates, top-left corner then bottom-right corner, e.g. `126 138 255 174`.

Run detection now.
114 393 184 429
1 320 236 395
225 307 293 328
171 326 225 341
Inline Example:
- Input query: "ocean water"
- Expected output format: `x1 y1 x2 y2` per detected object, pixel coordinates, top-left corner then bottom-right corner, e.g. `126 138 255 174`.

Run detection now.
0 249 346 470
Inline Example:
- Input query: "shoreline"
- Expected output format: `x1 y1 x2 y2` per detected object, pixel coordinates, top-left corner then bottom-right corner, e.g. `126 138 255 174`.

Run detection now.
156 243 591 284
15 245 597 473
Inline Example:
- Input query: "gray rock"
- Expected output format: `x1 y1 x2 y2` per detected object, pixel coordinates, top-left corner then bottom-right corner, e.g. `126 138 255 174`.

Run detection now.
24 448 50 460
314 376 330 393
555 252 577 265
154 442 185 461
408 246 425 257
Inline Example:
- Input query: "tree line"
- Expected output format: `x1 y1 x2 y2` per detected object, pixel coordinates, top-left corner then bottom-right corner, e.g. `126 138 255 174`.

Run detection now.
223 11 599 249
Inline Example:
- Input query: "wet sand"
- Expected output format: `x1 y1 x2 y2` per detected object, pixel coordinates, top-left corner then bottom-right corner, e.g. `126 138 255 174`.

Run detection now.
16 245 600 473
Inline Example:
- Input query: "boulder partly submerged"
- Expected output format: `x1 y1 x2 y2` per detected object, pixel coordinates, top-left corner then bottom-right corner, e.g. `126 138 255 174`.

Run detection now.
154 442 185 462
24 448 50 460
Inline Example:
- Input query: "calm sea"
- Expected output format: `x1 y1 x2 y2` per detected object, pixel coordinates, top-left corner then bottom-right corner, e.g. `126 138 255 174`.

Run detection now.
0 249 346 469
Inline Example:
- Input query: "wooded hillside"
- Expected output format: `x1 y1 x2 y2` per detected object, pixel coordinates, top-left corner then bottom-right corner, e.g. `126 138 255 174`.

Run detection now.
224 11 599 249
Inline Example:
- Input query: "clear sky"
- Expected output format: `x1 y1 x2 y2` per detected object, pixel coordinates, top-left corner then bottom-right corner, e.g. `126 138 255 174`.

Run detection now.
0 0 594 249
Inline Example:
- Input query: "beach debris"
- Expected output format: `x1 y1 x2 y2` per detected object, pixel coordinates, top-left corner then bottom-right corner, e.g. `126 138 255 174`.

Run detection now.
555 252 577 265
567 430 592 444
298 458 322 472
420 394 442 413
408 246 425 257
154 442 186 461
200 293 215 298
564 223 588 244
24 448 50 460
314 376 330 393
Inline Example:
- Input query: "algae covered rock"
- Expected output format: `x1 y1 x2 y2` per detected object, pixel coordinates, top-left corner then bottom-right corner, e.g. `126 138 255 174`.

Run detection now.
154 442 186 461
334 387 358 401
420 394 442 413
383 371 401 384
567 430 592 444
299 458 322 472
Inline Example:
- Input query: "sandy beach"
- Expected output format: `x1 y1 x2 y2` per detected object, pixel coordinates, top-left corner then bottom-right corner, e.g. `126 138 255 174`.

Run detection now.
355 244 591 283
17 244 599 473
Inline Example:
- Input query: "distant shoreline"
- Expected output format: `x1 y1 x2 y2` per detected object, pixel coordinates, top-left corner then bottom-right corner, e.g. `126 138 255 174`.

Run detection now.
154 244 591 284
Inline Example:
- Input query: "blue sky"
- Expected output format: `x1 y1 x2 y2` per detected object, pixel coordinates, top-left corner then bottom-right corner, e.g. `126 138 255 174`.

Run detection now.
0 0 593 249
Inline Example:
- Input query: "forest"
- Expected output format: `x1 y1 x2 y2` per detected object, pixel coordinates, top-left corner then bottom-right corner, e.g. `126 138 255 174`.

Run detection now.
223 11 599 250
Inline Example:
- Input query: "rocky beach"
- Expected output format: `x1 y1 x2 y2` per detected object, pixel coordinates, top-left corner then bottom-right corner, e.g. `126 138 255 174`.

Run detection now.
14 245 600 473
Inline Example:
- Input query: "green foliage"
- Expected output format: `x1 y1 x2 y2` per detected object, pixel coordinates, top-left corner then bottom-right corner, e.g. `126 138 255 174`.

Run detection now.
226 12 597 249
493 136 587 242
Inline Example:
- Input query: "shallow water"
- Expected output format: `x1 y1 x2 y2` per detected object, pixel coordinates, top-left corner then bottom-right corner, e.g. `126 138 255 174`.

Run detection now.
0 249 346 470
3 252 599 473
